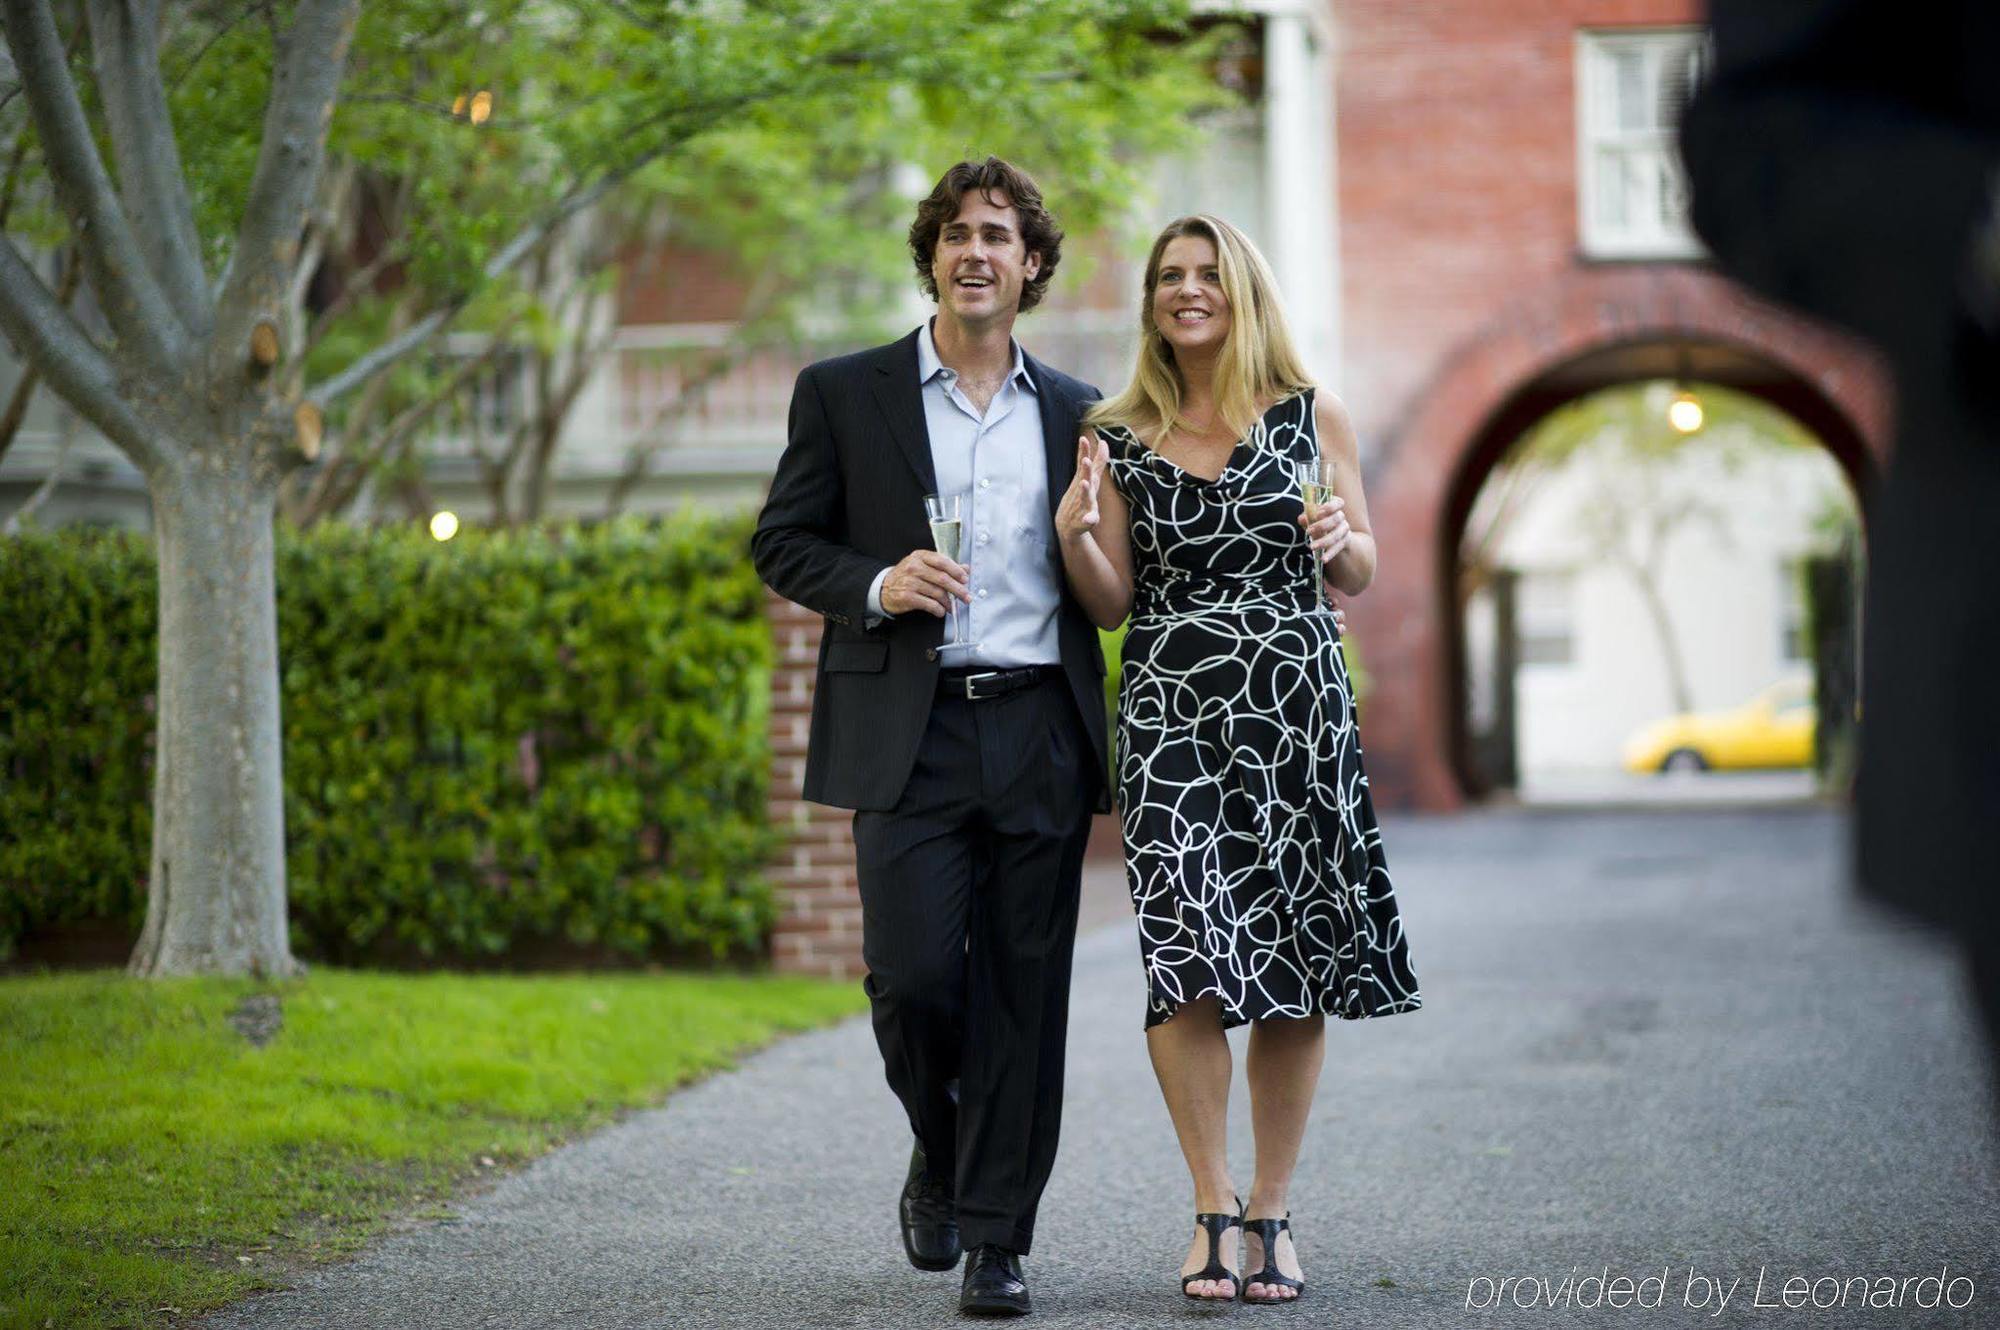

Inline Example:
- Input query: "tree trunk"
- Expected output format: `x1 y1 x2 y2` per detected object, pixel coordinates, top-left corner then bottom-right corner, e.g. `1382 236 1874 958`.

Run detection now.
130 458 299 977
1630 568 1695 716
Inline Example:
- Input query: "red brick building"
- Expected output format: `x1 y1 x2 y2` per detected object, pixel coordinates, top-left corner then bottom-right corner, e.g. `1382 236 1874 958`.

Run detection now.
1331 0 1890 809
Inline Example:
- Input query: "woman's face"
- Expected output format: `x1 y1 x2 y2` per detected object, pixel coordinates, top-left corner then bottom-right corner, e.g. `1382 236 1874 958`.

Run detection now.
1151 233 1231 358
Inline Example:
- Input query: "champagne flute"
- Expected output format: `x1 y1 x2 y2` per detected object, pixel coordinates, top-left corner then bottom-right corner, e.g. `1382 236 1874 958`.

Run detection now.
1296 459 1337 615
923 492 977 652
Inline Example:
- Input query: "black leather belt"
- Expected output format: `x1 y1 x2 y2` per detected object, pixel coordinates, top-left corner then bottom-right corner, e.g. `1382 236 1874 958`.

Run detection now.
936 664 1062 702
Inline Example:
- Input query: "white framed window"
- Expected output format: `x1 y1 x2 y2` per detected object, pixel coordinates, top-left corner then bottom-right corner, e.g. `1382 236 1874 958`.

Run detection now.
467 348 526 438
1149 105 1269 262
1576 27 1709 260
424 337 528 457
1779 558 1810 665
1516 569 1577 667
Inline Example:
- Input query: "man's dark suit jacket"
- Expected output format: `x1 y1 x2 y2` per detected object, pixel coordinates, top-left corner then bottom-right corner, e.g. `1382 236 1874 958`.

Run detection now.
751 328 1113 814
1680 0 2000 939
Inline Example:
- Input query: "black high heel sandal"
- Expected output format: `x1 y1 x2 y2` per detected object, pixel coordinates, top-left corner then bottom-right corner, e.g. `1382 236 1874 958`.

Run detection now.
1180 1200 1244 1301
1242 1213 1305 1304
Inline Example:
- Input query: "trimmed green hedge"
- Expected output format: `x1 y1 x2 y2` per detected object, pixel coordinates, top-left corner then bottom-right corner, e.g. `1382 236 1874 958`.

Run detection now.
0 526 156 957
0 513 776 964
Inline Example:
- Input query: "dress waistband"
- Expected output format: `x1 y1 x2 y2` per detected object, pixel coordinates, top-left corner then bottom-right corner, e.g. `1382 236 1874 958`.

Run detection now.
1131 575 1317 622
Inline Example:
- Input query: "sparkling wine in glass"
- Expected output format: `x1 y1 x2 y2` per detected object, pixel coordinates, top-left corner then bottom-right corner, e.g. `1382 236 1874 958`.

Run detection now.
923 492 976 652
1296 459 1337 615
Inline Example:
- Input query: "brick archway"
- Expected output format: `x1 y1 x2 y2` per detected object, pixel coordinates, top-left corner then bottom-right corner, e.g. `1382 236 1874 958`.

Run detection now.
1348 264 1895 811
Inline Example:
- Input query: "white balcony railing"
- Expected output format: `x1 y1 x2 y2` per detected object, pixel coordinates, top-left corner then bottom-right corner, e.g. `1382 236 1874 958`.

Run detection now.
428 312 1145 474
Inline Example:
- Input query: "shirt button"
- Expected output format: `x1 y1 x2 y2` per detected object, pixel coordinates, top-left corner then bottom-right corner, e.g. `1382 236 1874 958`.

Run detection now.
979 478 990 489
978 588 989 599
978 533 990 545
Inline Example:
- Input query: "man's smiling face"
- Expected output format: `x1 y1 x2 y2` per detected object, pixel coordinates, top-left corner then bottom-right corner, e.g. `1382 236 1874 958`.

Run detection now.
931 189 1042 329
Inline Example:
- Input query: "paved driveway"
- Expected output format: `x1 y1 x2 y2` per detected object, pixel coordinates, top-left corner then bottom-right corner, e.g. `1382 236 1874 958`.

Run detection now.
206 806 2000 1329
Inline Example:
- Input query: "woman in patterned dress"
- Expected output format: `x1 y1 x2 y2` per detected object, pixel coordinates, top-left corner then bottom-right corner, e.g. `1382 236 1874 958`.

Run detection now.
1054 215 1421 1304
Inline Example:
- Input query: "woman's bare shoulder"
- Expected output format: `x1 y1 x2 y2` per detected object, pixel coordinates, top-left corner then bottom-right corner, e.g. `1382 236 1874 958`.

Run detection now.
1312 389 1358 457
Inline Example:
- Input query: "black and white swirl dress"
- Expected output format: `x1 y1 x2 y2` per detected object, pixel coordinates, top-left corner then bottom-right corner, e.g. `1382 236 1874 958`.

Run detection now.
1103 388 1422 1029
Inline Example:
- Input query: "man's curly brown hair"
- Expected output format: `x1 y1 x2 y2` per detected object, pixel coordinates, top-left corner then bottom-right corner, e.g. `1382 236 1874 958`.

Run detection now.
908 157 1064 314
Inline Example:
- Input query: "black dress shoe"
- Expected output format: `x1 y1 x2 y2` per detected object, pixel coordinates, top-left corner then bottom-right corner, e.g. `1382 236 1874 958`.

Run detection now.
959 1243 1031 1317
900 1143 961 1271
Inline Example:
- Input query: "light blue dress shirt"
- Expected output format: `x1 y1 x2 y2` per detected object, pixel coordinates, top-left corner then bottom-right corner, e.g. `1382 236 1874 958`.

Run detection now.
866 320 1063 668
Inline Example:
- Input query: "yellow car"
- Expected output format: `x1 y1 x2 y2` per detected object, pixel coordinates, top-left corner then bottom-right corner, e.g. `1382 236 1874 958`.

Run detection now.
1621 679 1817 773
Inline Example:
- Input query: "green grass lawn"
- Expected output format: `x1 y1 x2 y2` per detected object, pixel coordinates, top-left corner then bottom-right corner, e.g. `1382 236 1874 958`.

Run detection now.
0 967 866 1330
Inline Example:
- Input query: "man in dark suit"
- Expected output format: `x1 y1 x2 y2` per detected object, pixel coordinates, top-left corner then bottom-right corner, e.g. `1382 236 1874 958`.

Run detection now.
752 157 1109 1316
1681 2 2000 1119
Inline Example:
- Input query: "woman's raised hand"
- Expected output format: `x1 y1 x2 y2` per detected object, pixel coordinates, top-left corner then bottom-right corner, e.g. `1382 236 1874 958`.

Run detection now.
1056 432 1111 545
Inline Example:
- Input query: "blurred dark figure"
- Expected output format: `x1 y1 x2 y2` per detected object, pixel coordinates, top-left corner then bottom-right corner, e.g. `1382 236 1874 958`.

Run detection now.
1680 3 2000 1117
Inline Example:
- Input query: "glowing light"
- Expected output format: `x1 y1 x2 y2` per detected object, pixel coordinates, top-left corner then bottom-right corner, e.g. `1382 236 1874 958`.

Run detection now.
430 510 460 541
1667 391 1705 434
469 90 493 125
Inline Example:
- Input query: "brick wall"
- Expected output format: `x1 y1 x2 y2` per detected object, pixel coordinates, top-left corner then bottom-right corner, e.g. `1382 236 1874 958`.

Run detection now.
1333 0 1896 808
764 591 866 979
1349 266 1891 810
1336 0 1707 446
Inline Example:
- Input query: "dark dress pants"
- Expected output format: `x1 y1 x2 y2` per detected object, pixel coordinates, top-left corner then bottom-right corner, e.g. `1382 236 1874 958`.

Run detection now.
852 674 1097 1256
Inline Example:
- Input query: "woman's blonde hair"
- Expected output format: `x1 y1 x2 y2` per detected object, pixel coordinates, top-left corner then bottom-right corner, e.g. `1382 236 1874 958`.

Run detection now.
1086 214 1314 444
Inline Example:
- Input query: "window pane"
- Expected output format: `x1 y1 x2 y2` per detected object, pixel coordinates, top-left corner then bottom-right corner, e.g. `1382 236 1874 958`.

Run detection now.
1658 156 1691 228
1596 147 1631 229
1519 633 1574 666
1579 27 1709 257
1780 560 1809 663
1657 45 1696 129
1613 48 1647 132
1517 571 1576 666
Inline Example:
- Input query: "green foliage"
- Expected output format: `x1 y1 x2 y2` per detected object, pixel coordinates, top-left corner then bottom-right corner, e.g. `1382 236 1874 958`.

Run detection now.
1339 628 1371 708
1462 378 1856 582
0 966 866 1330
3 3 1231 525
608 0 1233 332
105 1 1227 445
0 513 776 963
1099 624 1124 788
0 529 158 953
1510 380 1825 470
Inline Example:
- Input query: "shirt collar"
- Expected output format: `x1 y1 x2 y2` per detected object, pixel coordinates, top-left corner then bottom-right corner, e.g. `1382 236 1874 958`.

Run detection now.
917 318 1036 395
